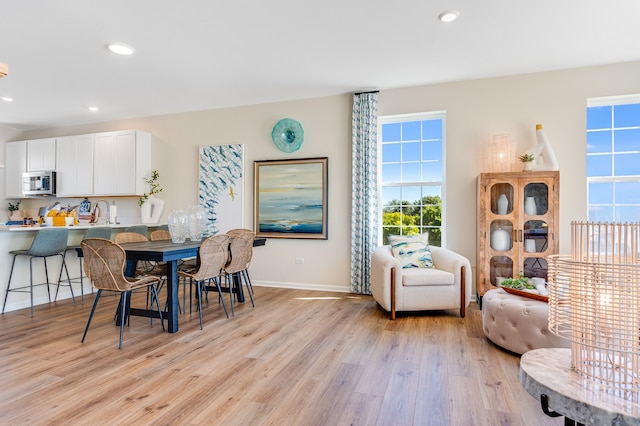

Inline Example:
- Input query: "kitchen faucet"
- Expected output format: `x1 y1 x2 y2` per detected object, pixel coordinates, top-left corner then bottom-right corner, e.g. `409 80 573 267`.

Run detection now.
95 200 110 224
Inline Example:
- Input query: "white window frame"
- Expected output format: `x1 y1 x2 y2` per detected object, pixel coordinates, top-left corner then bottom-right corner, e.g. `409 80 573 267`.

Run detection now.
377 111 446 247
587 94 640 222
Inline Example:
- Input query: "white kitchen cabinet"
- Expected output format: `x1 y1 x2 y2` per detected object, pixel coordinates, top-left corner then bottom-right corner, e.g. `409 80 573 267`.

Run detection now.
93 130 151 196
5 141 27 198
26 138 56 171
56 134 94 196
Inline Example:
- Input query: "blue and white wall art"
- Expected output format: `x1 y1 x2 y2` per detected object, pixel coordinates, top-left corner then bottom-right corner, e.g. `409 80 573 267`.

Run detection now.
198 144 244 235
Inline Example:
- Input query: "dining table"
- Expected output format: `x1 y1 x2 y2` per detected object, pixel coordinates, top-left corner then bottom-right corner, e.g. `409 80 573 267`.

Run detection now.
120 236 266 333
121 239 202 333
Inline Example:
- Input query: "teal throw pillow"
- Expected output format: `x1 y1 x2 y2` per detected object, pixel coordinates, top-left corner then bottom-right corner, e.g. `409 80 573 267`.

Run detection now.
388 234 435 269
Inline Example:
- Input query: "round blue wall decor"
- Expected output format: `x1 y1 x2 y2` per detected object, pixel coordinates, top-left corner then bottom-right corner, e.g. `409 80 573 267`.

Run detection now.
271 118 304 153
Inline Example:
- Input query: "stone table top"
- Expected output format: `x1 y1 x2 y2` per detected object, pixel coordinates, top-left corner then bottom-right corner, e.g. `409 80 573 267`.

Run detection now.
519 348 640 425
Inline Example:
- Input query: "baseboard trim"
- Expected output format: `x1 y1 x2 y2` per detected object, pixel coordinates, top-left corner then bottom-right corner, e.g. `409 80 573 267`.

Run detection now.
252 280 352 294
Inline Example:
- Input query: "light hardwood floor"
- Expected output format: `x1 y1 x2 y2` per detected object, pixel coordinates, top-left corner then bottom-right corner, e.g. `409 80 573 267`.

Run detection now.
0 286 562 425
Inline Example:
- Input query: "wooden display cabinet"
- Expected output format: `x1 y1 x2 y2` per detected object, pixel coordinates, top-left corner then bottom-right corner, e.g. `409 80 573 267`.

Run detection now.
476 171 559 299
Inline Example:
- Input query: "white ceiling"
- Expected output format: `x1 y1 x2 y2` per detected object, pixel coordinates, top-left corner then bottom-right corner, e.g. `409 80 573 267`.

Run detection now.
1 1 639 131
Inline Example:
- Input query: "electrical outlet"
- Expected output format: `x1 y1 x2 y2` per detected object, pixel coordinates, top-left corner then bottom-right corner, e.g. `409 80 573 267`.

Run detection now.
295 257 304 264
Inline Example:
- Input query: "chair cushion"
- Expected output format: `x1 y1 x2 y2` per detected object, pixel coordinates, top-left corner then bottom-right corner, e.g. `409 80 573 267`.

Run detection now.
401 267 454 286
388 234 434 269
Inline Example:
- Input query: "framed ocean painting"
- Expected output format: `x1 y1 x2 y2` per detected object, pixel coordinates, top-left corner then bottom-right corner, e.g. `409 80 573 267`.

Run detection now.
254 157 328 239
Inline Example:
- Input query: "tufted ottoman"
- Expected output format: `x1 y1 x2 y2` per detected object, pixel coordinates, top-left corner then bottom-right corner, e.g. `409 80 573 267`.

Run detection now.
482 289 570 355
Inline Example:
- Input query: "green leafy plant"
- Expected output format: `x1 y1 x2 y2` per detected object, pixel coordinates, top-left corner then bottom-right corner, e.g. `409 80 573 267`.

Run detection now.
138 170 163 206
499 273 535 290
7 200 21 212
518 153 535 162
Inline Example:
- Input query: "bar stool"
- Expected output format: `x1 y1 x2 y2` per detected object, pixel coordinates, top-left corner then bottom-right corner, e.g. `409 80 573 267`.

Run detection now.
2 228 72 317
57 226 111 303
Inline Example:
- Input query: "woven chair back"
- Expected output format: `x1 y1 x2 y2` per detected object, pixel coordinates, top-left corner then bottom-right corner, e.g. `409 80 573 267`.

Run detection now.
189 234 229 282
114 232 149 244
82 238 136 292
149 229 171 241
225 231 255 274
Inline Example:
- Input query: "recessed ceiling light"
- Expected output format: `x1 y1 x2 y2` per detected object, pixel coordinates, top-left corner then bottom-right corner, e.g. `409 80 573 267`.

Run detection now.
107 43 134 55
1 96 13 102
438 10 459 23
88 106 99 112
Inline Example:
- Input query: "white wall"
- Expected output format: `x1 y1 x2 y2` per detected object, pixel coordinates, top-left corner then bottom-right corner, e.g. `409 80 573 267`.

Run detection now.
9 60 640 295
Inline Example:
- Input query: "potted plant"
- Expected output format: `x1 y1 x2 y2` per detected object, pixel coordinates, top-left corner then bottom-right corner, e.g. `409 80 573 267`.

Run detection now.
518 153 535 171
7 200 21 220
139 170 165 224
138 170 163 206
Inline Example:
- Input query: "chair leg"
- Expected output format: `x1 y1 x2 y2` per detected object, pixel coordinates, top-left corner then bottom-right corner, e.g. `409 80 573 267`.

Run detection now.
2 254 19 314
119 292 128 349
226 273 235 316
82 289 102 343
242 270 255 307
150 284 165 332
214 276 229 318
42 257 51 302
29 258 36 317
196 281 203 330
55 253 75 306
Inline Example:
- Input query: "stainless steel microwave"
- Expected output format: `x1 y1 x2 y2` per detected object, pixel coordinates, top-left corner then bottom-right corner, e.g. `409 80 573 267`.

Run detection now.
22 171 56 196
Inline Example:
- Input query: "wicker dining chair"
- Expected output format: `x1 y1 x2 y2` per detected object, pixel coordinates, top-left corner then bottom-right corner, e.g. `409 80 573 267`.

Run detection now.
149 229 171 241
178 234 230 329
226 228 256 296
81 238 164 349
224 230 255 315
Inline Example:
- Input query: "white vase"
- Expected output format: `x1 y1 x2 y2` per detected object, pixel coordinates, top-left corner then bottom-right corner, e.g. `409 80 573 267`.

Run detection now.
524 239 536 252
524 197 537 215
497 194 508 215
490 228 510 251
141 196 165 224
523 161 533 171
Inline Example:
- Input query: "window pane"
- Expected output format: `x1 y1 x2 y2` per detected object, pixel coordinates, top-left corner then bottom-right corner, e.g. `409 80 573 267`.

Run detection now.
382 123 400 142
381 186 401 206
586 131 611 153
421 185 442 198
401 142 420 160
589 205 613 222
614 103 640 128
380 114 444 245
587 106 611 130
615 181 640 203
616 206 640 222
402 121 421 141
422 141 442 160
382 163 400 183
382 143 400 162
422 161 442 181
422 120 442 139
613 153 640 176
587 155 612 177
402 162 421 181
588 182 613 204
400 186 421 203
613 128 640 152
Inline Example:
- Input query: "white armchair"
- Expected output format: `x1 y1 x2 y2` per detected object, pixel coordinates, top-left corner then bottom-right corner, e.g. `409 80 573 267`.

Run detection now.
370 245 472 319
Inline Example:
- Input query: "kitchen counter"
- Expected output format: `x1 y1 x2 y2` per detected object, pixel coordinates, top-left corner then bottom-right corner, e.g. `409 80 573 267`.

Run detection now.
0 222 165 314
0 223 160 232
